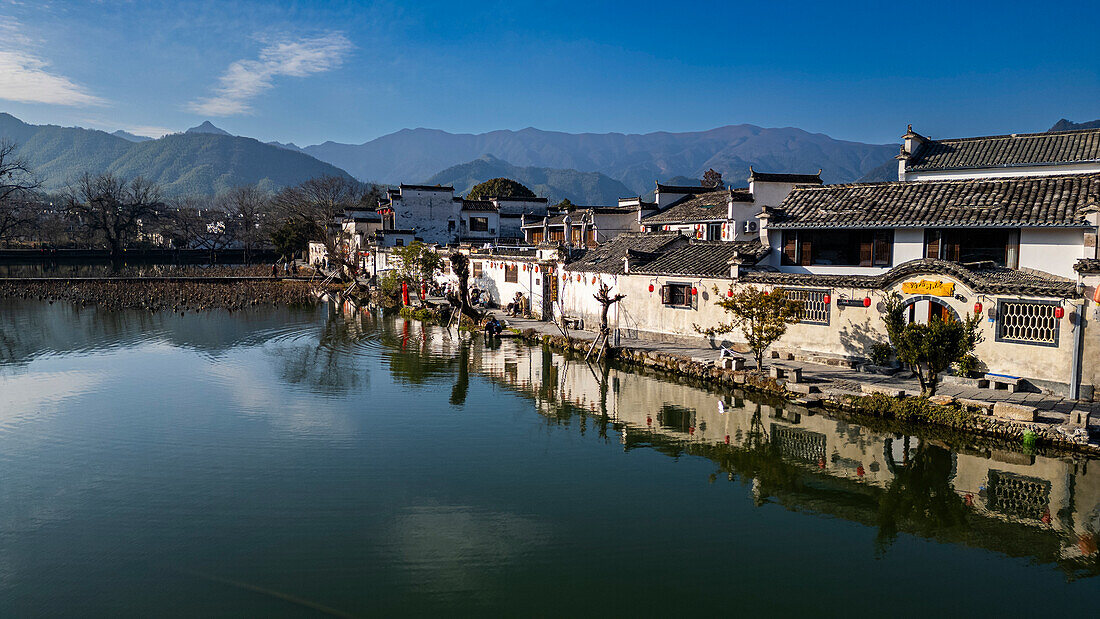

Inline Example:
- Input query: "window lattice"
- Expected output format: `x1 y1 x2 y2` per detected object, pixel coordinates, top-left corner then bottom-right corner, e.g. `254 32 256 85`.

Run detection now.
779 288 830 325
999 302 1057 345
987 470 1051 520
771 424 826 463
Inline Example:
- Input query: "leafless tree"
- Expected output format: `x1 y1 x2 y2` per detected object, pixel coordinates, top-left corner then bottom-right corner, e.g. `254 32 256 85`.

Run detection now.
702 168 723 188
270 175 373 278
65 172 164 260
0 140 41 245
217 185 269 264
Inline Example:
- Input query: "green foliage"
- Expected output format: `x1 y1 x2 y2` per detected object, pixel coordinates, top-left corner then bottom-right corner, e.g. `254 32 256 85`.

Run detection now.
855 393 977 429
393 241 443 302
870 342 894 366
466 177 536 199
1021 430 1038 453
882 292 984 396
694 286 802 371
955 353 980 377
554 197 575 209
269 219 316 259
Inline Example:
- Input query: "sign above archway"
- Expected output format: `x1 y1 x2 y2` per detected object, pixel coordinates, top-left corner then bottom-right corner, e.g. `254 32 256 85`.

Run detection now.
901 279 955 296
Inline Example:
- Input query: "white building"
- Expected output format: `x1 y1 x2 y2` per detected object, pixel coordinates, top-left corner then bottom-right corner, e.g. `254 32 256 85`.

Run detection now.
378 184 548 245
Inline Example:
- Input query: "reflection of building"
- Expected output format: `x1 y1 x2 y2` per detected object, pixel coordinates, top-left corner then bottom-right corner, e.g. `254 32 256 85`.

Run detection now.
388 316 1099 575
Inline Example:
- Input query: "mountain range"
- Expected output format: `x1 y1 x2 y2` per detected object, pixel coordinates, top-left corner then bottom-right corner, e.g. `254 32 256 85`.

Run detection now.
424 155 635 205
0 113 352 197
299 125 901 194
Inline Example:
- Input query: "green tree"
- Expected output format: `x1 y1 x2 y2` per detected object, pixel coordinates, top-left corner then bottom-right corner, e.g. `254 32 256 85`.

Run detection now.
882 292 983 396
269 219 315 259
467 178 535 200
553 197 575 210
393 241 443 303
694 286 802 371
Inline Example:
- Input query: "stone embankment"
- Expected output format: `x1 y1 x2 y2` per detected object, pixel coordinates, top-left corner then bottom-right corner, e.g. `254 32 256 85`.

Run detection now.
517 330 1100 456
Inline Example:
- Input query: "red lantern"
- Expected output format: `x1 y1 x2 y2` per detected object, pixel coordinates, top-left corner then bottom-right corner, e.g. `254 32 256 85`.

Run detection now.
863 297 872 307
1055 306 1065 319
535 266 540 273
856 465 865 477
823 293 831 304
648 284 654 292
724 435 730 444
727 289 733 297
974 302 983 314
691 287 698 295
764 291 769 296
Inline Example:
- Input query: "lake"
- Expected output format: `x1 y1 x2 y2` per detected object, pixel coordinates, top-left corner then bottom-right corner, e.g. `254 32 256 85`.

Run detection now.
1 298 1097 616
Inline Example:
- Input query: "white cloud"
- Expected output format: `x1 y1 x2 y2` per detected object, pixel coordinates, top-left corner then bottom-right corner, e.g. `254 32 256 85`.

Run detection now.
0 16 106 106
188 32 353 116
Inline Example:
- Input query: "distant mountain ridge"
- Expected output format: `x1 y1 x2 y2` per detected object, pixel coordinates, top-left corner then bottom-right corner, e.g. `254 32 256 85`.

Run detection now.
1049 119 1100 132
424 155 635 205
0 113 353 196
300 124 900 194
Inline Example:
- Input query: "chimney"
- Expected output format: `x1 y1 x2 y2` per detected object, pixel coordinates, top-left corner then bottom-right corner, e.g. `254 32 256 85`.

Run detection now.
898 124 927 181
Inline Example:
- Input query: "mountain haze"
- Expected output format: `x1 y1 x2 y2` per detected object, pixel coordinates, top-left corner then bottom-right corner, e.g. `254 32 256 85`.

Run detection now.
302 125 900 193
0 113 353 196
425 155 635 205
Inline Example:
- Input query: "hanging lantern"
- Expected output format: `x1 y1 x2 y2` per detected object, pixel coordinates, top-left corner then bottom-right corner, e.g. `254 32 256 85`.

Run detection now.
863 297 872 307
535 266 540 273
648 284 654 292
724 435 730 444
856 465 865 477
592 277 597 284
727 289 733 297
974 302 983 314
691 286 698 295
1055 306 1065 319
823 293 831 304
764 290 769 296
1093 286 1100 303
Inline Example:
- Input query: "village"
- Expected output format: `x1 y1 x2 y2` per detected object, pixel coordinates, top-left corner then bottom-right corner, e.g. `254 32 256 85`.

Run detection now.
309 124 1100 441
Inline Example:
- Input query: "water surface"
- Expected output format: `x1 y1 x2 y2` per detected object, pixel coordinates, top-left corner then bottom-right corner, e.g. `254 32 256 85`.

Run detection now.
1 299 1097 616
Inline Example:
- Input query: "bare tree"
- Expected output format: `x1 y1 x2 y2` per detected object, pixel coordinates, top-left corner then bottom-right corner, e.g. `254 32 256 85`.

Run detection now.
270 175 372 278
586 282 625 361
65 172 164 260
0 140 41 245
217 185 269 264
702 168 723 188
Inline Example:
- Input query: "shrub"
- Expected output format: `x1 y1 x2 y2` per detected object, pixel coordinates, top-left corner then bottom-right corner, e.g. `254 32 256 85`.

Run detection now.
870 342 894 366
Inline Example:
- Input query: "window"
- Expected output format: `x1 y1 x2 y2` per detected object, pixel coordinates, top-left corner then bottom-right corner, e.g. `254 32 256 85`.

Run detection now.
529 230 544 244
660 283 694 308
395 238 405 247
470 217 489 232
925 229 1019 268
472 261 483 277
778 288 830 325
707 222 722 241
504 264 518 283
997 301 1059 346
781 230 893 266
448 220 456 231
549 229 565 243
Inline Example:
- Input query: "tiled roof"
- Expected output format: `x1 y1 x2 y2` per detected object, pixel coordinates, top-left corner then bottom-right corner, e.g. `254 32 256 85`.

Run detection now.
655 183 717 194
400 184 454 192
749 170 823 184
642 189 754 224
741 259 1078 297
1074 258 1100 273
769 173 1100 229
461 200 499 212
564 232 685 274
633 240 771 277
907 128 1100 171
490 196 549 202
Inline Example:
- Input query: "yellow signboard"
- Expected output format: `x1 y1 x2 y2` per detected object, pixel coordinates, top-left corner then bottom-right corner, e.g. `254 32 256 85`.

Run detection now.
901 279 955 296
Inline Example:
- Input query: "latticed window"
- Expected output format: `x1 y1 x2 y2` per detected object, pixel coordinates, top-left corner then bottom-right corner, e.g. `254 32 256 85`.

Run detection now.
778 288 830 325
987 471 1051 520
998 301 1059 345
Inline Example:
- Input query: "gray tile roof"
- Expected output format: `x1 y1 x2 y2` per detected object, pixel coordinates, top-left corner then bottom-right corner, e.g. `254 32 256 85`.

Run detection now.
642 189 754 224
749 170 823 184
769 173 1100 229
741 259 1078 297
633 240 770 277
400 184 454 192
1074 258 1100 273
655 183 717 194
907 128 1100 171
461 200 499 212
564 232 685 274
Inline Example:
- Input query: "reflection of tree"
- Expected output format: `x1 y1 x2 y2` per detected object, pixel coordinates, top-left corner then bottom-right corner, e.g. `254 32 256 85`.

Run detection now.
380 320 458 386
450 343 470 406
271 310 370 395
876 443 968 550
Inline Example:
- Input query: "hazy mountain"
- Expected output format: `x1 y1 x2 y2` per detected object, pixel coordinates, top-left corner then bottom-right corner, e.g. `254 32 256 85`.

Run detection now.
0 113 353 196
185 121 231 136
111 130 153 143
424 154 635 204
267 141 304 152
1049 119 1100 132
302 124 900 193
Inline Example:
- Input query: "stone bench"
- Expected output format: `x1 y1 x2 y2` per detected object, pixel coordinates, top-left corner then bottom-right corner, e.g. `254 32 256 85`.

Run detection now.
561 316 583 330
985 373 1022 393
769 363 803 383
718 348 746 370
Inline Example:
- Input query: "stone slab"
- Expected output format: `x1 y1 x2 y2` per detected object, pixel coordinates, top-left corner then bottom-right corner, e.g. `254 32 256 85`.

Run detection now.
787 383 820 395
861 383 905 398
992 401 1038 422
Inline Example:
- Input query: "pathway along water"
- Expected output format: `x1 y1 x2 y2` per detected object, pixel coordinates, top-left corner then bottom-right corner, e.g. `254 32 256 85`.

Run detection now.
0 298 1098 615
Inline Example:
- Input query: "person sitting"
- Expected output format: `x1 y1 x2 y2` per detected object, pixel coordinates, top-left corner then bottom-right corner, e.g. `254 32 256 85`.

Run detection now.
484 316 503 337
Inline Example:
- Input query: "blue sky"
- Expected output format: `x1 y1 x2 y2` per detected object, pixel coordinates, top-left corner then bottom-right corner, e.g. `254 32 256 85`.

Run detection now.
1 0 1097 146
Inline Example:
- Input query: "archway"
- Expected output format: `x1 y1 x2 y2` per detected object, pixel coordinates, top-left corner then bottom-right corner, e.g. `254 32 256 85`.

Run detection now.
899 294 960 325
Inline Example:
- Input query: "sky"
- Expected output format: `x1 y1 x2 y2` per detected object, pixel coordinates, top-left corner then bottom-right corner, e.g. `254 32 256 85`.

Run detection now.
0 0 1097 146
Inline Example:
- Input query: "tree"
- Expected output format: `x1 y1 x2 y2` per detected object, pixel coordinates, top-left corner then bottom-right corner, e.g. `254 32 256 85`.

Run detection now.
393 241 442 303
588 282 626 360
0 140 41 245
269 175 373 277
447 251 481 322
694 286 802 371
65 172 164 260
553 197 575 210
702 168 723 188
467 178 535 200
217 185 269 264
270 219 315 260
882 292 983 396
